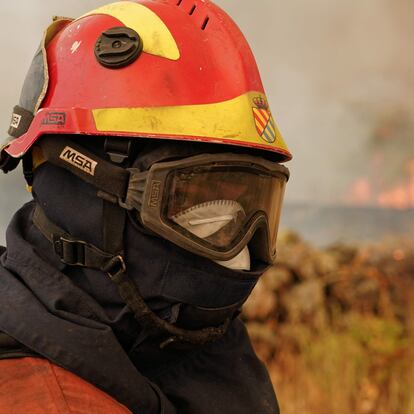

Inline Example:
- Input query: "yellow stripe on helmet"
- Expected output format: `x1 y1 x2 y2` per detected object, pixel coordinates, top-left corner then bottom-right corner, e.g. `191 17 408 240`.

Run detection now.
92 92 290 155
80 1 180 60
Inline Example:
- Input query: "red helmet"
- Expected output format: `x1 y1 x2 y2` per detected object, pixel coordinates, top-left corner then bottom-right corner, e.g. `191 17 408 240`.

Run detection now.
0 1 292 346
1 0 291 171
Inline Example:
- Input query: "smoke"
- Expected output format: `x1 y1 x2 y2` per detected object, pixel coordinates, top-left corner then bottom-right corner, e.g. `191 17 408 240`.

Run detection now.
1 0 413 243
225 0 414 205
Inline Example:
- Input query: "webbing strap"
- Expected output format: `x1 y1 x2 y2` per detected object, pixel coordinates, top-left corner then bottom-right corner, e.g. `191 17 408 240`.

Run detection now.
103 200 126 253
33 205 63 242
38 136 130 202
32 204 230 347
33 205 124 273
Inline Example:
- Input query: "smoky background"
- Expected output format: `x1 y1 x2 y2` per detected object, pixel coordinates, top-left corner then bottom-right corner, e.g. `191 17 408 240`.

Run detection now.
1 0 413 244
1 2 414 414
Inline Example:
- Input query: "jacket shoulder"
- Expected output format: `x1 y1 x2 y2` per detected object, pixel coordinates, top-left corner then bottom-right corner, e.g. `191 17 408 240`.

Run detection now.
0 358 132 414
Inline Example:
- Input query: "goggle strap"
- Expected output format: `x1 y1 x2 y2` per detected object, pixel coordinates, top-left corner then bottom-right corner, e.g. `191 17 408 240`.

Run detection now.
38 136 130 202
120 169 148 211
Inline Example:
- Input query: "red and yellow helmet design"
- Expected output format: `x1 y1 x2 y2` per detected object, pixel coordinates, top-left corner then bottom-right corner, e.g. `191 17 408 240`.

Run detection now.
1 0 292 167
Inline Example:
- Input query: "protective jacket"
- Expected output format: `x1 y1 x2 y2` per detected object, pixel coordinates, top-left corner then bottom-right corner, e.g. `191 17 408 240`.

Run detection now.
0 357 132 413
0 202 279 414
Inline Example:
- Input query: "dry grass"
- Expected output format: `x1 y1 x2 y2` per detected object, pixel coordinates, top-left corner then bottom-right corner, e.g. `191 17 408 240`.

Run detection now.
243 234 414 414
267 316 413 414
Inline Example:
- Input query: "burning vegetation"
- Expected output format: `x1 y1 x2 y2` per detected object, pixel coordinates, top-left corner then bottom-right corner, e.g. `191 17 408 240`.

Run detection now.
347 109 414 210
243 231 414 414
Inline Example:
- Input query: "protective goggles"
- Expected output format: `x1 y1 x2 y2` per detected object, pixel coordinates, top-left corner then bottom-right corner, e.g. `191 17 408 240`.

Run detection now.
35 137 289 265
127 153 289 264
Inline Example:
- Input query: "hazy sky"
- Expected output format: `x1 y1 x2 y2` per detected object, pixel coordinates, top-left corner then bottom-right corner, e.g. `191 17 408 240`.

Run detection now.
1 0 413 243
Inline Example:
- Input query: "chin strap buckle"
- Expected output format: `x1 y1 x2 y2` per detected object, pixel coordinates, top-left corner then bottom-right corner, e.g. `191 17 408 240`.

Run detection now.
52 234 125 276
53 235 88 266
103 255 127 280
104 137 133 164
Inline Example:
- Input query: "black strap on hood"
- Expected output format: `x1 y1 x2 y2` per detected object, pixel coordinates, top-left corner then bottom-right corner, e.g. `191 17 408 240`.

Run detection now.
33 206 124 273
33 204 230 347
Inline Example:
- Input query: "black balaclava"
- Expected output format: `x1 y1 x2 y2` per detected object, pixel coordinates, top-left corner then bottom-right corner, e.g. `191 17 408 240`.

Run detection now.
30 136 267 350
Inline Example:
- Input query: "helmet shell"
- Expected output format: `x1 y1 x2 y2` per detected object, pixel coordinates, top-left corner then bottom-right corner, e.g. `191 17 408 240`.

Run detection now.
4 0 292 162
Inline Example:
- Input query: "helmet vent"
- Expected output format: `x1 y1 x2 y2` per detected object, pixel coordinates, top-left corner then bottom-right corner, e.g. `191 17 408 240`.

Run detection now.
176 0 183 5
201 17 209 30
189 5 196 15
95 27 144 69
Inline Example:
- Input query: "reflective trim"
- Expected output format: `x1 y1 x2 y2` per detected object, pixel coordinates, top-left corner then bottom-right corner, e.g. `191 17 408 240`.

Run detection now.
93 92 289 154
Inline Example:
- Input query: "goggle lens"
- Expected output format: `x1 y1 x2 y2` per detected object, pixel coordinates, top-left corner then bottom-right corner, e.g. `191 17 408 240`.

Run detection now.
163 164 287 258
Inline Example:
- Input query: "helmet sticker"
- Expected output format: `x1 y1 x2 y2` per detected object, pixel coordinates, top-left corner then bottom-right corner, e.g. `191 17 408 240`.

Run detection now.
253 97 277 144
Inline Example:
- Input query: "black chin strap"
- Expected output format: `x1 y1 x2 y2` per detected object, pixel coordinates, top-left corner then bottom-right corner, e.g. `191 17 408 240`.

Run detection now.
30 136 230 347
33 205 126 277
33 204 229 348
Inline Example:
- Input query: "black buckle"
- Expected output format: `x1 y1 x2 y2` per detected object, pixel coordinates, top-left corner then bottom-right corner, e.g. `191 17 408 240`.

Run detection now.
103 255 127 279
104 137 133 164
53 235 87 266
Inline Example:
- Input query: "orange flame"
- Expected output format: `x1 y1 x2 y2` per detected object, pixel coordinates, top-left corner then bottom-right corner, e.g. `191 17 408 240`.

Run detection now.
347 160 414 210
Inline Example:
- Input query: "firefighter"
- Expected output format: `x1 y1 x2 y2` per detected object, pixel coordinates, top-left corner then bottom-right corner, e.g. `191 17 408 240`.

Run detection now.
0 1 291 413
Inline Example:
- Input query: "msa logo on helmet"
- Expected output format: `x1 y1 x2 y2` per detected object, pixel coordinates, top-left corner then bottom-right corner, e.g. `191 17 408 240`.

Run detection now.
149 180 162 208
59 147 98 176
10 113 22 129
42 112 66 126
